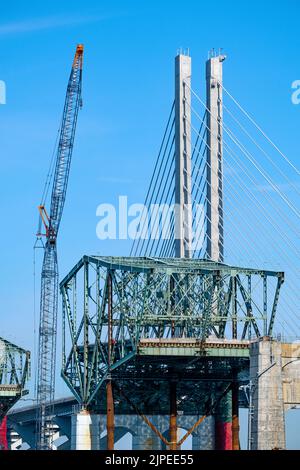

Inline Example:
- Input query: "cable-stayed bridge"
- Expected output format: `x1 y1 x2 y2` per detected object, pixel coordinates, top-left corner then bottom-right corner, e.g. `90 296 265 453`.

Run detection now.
131 52 300 339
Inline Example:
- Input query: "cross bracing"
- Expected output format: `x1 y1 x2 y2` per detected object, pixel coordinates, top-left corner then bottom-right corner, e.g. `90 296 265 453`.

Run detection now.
0 337 30 420
60 256 283 407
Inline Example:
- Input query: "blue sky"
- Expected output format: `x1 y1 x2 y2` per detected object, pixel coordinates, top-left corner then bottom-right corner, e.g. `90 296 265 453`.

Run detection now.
0 0 299 449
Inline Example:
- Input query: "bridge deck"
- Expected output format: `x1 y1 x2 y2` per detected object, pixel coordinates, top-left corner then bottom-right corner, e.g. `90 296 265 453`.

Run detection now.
138 338 250 358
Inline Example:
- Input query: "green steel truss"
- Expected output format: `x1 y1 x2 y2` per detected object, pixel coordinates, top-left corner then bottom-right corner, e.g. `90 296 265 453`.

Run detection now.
60 256 283 407
0 337 30 419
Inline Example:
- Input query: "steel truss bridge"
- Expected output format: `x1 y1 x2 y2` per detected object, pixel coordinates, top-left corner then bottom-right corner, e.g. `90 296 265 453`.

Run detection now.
0 337 30 449
58 255 285 449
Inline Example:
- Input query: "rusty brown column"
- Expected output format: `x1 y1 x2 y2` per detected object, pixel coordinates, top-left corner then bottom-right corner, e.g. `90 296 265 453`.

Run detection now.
232 377 240 450
169 380 177 450
106 272 114 450
106 381 114 450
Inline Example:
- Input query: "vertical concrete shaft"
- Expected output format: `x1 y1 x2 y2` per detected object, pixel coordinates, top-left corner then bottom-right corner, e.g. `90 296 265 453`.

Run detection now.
169 381 178 450
206 54 226 263
232 380 240 450
249 338 286 450
175 54 192 258
71 410 100 450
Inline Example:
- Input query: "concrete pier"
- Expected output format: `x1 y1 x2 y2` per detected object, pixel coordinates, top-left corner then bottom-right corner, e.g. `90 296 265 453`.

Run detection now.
249 338 286 450
71 410 100 450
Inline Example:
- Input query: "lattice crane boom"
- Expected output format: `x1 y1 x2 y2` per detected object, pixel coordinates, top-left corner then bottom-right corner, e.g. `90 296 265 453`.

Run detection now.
36 44 83 450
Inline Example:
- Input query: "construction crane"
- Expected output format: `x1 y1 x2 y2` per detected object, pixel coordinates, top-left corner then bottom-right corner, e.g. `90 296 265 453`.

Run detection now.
35 44 83 450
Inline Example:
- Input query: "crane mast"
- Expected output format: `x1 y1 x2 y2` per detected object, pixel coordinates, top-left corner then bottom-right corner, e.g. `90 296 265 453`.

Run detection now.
36 45 83 450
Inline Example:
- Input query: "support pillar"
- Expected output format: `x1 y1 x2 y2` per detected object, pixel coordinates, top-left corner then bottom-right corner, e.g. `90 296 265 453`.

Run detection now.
215 389 232 450
249 338 285 450
106 381 114 450
206 53 226 262
175 53 192 258
169 381 177 450
71 410 100 450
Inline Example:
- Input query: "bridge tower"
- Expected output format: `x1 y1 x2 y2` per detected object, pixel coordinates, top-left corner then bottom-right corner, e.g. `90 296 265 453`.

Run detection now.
174 53 192 258
206 52 226 263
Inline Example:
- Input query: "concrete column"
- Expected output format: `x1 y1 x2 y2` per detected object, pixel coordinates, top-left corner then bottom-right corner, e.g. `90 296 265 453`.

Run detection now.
71 410 100 450
206 54 226 262
132 416 161 450
215 389 233 450
192 416 215 450
250 338 285 450
175 54 192 258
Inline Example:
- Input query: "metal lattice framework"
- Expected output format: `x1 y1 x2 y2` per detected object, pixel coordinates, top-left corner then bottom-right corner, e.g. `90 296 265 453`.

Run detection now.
0 337 30 420
60 256 283 409
36 45 83 449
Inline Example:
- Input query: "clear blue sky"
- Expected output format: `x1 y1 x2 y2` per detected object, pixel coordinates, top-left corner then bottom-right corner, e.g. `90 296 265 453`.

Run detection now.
0 0 299 449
